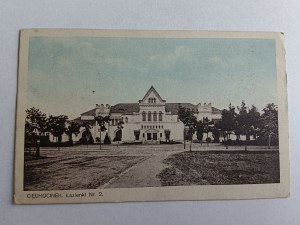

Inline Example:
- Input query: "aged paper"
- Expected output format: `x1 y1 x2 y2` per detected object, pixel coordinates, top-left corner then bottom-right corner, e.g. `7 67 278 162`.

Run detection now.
14 29 289 204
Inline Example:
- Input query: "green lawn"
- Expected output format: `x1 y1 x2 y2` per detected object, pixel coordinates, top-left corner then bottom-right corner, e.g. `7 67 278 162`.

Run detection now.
158 151 280 186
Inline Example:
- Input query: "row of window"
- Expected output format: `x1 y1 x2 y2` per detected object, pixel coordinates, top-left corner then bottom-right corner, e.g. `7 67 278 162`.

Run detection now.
134 132 163 140
148 98 156 103
141 125 164 129
111 111 163 125
141 125 163 129
142 111 162 122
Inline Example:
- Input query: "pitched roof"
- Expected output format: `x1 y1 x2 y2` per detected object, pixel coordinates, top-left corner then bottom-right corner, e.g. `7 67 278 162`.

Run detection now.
139 86 165 103
212 107 222 114
81 108 96 116
77 102 222 120
165 103 197 114
110 103 139 114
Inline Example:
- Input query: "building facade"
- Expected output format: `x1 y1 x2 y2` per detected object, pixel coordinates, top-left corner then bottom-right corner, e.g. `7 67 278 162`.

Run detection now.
72 86 222 144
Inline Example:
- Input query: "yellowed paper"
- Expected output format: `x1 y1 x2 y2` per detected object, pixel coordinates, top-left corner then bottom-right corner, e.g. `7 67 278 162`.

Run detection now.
14 29 289 204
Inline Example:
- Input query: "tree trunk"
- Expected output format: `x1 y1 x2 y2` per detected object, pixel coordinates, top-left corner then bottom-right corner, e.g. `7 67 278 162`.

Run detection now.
225 132 228 150
36 142 40 157
245 134 249 151
190 137 192 151
69 134 73 144
99 131 102 150
56 137 60 150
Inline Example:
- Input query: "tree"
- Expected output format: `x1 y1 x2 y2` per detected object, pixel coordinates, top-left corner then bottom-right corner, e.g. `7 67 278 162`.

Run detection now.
94 115 111 150
104 133 111 144
25 107 47 139
218 104 236 149
81 121 93 147
248 105 261 140
47 115 68 150
178 106 197 151
196 120 204 146
236 101 260 151
203 117 214 146
65 121 81 144
260 103 278 148
25 108 48 157
212 127 220 143
116 120 124 147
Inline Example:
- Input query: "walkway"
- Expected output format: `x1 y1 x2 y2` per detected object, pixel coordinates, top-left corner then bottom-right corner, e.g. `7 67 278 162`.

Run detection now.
101 151 180 188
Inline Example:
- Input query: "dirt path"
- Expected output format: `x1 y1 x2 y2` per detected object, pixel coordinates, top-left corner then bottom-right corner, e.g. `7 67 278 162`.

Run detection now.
101 151 180 188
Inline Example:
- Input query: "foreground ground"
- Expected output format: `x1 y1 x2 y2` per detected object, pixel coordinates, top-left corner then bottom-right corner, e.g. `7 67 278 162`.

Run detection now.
158 150 280 186
24 144 279 190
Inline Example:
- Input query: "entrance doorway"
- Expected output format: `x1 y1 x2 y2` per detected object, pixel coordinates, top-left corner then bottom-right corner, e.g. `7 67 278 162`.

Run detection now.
146 132 158 140
145 129 159 144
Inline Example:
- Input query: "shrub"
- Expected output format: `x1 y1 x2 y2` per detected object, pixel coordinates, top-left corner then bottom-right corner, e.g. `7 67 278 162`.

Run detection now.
206 137 212 143
104 133 111 144
79 135 94 144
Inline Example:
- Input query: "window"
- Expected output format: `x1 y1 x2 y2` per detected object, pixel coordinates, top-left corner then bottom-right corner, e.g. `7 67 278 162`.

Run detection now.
142 111 146 121
125 117 128 123
148 111 152 121
159 111 162 121
112 119 114 125
160 133 162 138
153 111 157 121
148 98 156 103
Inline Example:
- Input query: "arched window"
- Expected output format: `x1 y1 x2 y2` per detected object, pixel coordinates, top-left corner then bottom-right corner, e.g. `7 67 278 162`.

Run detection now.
125 117 128 123
142 111 146 121
148 98 151 103
153 98 156 103
148 111 152 121
153 111 157 121
159 111 163 121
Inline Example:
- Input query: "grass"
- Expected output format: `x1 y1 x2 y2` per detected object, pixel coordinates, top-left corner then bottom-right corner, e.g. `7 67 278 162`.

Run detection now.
158 150 280 186
24 151 147 191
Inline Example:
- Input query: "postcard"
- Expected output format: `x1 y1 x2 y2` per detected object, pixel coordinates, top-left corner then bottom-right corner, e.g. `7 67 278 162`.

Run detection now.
14 29 289 204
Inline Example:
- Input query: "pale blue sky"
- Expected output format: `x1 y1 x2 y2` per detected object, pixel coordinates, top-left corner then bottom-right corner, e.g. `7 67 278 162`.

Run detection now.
28 36 277 119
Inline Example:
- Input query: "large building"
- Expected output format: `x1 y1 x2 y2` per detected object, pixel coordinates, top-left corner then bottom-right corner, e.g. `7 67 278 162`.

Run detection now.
72 86 222 144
